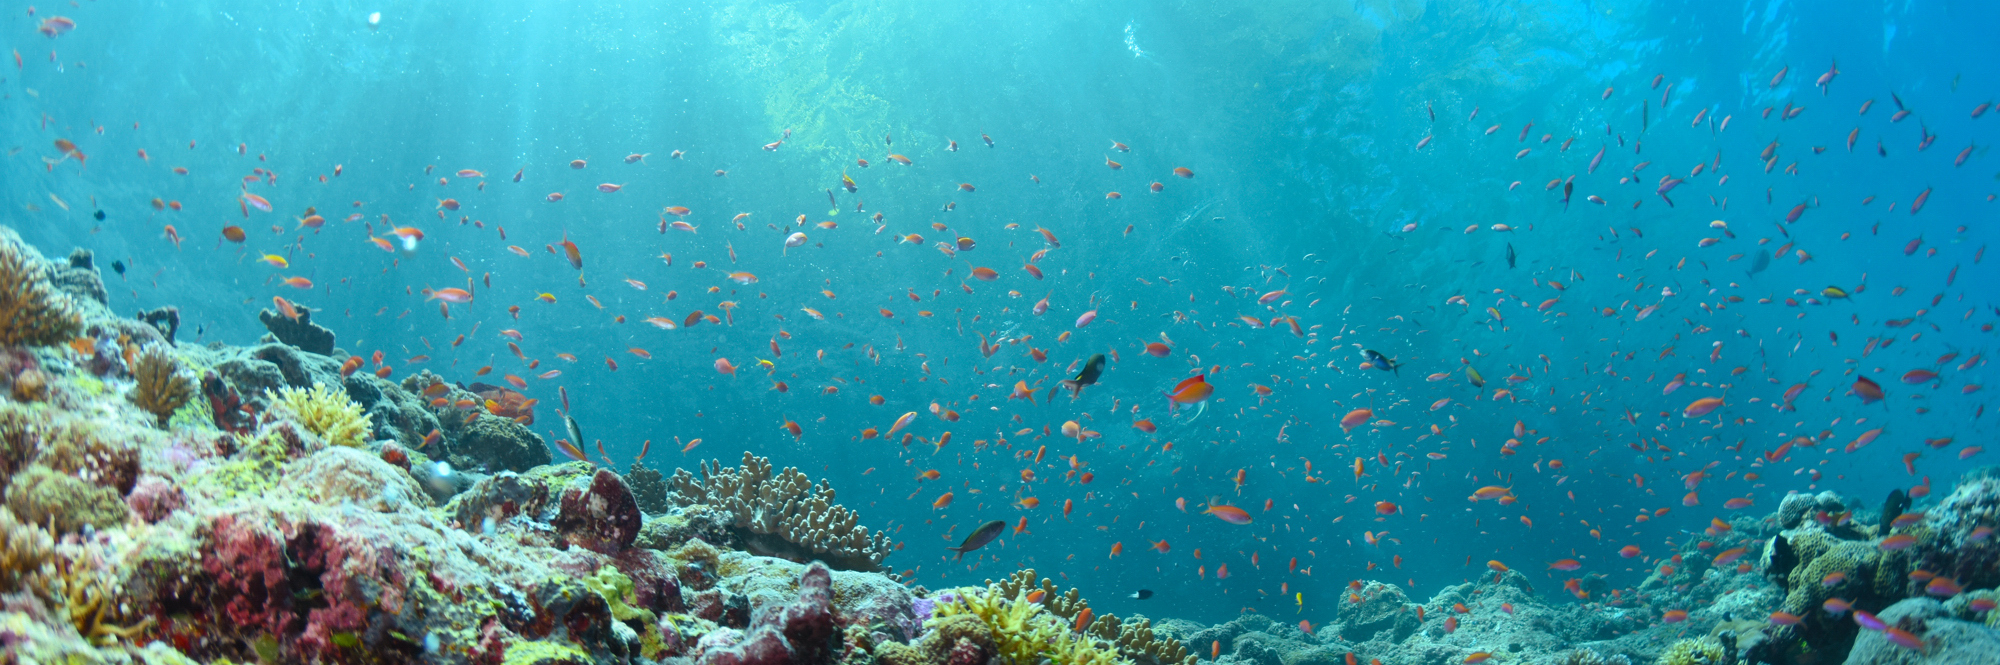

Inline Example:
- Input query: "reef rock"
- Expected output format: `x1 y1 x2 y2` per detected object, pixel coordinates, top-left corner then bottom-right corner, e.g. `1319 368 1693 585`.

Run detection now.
1843 598 2000 665
257 305 335 355
552 468 644 555
451 413 550 473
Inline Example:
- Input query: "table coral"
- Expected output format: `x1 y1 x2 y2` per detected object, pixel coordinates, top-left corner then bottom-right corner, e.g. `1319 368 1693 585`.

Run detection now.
667 451 893 572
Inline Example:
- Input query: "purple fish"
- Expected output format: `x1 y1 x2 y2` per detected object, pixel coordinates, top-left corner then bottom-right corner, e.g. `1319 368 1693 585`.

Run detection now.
1854 610 1887 631
1590 146 1605 174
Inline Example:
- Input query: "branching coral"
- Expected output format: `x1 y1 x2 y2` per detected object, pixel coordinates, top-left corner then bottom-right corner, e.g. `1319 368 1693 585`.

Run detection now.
666 451 892 571
987 568 1194 665
268 383 372 448
930 587 1128 665
129 347 193 426
52 554 156 646
0 235 81 347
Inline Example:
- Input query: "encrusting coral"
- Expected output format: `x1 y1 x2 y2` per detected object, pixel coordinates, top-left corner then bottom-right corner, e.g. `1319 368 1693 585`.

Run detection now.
128 346 192 426
0 233 81 348
266 382 372 448
667 451 893 571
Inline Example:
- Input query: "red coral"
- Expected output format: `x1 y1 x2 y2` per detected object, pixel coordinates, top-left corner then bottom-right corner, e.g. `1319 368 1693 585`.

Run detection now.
201 512 297 637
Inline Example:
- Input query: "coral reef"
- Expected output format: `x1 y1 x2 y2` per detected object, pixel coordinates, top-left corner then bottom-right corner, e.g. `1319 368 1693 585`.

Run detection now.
49 248 108 306
257 304 335 355
0 230 82 347
267 382 373 448
128 346 193 426
667 451 893 572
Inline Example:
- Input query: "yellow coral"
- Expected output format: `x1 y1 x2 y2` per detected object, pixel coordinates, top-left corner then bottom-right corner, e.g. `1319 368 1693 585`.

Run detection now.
1658 638 1726 665
129 347 192 426
51 555 154 646
932 588 1128 665
0 236 80 347
0 506 53 594
269 383 372 448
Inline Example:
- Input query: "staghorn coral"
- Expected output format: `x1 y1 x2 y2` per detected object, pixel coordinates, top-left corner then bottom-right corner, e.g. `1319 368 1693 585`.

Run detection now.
1657 637 1726 665
267 382 372 448
667 451 892 572
0 234 82 347
128 347 193 426
987 568 1195 665
1 505 54 594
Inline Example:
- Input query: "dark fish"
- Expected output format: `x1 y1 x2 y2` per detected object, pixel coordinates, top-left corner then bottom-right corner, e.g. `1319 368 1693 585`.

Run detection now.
564 413 584 449
1748 248 1770 276
1058 354 1107 397
1363 350 1400 375
1505 243 1517 269
92 210 105 221
1642 102 1648 131
947 520 1007 560
111 260 125 275
1130 589 1154 600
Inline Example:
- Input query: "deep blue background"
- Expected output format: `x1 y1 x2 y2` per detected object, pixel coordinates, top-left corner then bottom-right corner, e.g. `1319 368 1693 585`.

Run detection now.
4 0 1994 624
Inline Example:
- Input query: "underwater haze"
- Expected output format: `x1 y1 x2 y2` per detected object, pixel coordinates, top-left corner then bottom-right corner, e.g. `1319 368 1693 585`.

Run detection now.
7 0 1999 636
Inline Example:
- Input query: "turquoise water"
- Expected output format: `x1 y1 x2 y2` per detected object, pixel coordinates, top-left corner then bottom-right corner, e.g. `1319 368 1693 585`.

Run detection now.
5 0 1994 625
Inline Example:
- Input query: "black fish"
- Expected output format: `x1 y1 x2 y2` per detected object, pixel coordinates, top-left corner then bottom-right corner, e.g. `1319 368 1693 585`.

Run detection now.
947 520 1007 560
1505 243 1517 269
111 260 125 276
1058 354 1107 398
1363 349 1400 376
93 210 105 221
1130 589 1154 600
1748 249 1771 276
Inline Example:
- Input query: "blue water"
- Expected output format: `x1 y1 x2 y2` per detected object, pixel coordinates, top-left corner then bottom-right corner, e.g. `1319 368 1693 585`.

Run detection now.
5 0 1994 625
